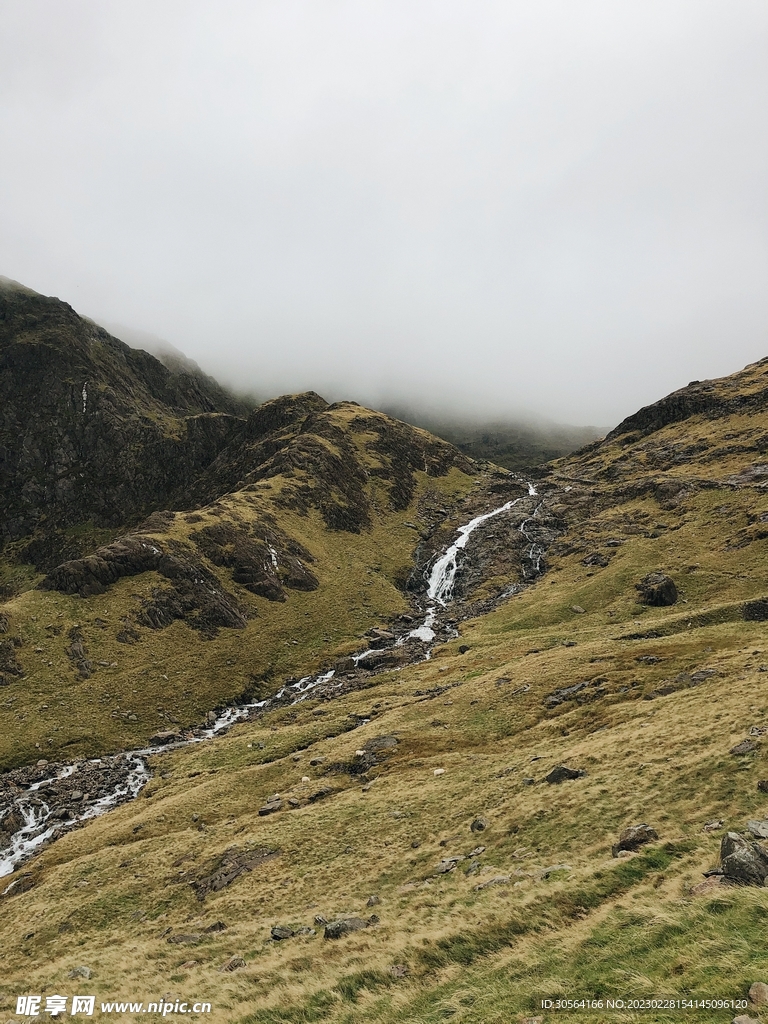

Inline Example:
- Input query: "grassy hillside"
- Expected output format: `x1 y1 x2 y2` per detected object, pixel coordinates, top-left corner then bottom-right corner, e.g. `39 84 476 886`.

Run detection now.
2 360 768 1021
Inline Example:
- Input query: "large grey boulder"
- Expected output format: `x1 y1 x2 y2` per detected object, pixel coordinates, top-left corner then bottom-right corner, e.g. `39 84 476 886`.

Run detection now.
720 832 768 885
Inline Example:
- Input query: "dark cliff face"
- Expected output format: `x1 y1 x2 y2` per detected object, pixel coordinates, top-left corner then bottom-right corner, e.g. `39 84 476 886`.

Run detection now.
0 281 247 546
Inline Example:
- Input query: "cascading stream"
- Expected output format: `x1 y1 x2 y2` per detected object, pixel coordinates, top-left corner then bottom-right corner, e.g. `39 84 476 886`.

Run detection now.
0 481 541 879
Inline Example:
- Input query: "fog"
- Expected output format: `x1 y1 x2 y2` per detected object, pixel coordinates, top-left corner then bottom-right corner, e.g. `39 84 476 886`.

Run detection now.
1 0 766 427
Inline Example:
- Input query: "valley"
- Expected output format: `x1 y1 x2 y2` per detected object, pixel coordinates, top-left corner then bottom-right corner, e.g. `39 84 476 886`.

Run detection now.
1 280 768 1024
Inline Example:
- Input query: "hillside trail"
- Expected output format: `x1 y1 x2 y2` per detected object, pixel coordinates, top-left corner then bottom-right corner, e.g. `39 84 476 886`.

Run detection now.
0 482 544 883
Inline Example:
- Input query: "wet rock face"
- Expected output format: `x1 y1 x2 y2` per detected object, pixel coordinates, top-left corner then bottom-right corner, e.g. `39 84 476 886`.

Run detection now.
636 572 678 607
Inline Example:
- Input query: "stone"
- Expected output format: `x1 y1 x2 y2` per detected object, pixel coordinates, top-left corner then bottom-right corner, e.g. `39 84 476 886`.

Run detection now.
731 739 758 756
258 800 283 816
436 857 462 874
149 730 181 746
218 956 246 972
389 963 409 978
743 600 768 621
703 820 724 832
295 926 316 936
271 925 294 940
324 917 369 939
720 832 768 885
636 572 678 606
759 780 768 794
544 765 586 784
458 644 470 654
522 777 535 786
732 1016 760 1024
571 605 586 614
748 982 768 1006
473 875 511 890
309 756 325 766
67 966 92 980
470 817 488 832
366 895 380 906
433 768 446 776
747 821 768 839
204 921 227 932
612 824 659 857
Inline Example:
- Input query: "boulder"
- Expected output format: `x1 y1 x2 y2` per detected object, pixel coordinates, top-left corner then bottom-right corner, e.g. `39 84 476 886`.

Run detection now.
720 832 768 885
149 730 181 746
748 982 768 1006
271 925 294 940
218 957 246 972
544 765 586 784
747 821 768 839
612 823 658 857
324 917 370 940
258 799 283 816
636 572 678 606
731 739 758 756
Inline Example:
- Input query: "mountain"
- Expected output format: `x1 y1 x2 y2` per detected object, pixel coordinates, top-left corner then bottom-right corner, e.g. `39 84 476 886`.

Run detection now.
2 284 768 1023
383 405 602 472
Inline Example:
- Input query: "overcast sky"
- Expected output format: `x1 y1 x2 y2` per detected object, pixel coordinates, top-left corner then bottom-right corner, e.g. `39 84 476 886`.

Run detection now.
1 1 766 427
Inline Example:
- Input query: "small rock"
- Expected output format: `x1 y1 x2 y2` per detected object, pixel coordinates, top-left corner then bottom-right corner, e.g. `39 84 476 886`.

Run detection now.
747 820 768 839
748 982 768 1006
314 915 328 926
218 956 246 972
703 820 724 832
389 963 409 978
324 917 369 939
731 739 758 756
433 768 446 776
271 925 294 940
468 846 485 857
470 817 488 833
612 823 659 857
301 776 311 783
204 921 227 933
67 966 92 980
522 777 535 786
295 926 316 936
309 756 325 766
571 605 586 614
544 765 586 784
458 644 470 654
366 895 380 906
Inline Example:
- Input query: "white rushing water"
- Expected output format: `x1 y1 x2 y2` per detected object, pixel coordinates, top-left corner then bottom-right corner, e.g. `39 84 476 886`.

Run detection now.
1 481 542 877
